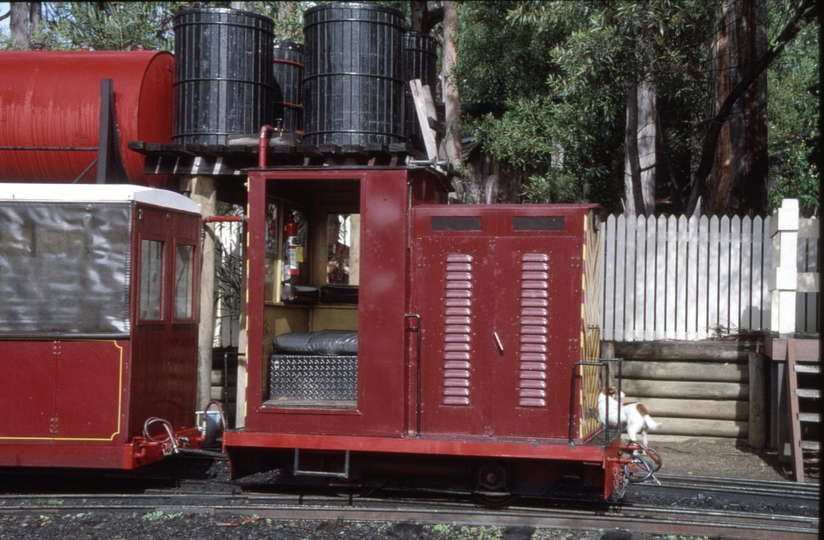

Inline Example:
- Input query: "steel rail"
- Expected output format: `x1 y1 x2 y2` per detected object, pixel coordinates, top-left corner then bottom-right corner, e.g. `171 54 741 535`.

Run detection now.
0 490 816 540
645 473 820 500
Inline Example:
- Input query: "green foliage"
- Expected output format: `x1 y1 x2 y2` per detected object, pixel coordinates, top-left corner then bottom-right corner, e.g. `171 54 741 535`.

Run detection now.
456 1 716 212
35 3 186 51
766 13 819 217
453 1 560 112
142 510 182 521
234 2 310 42
24 2 308 52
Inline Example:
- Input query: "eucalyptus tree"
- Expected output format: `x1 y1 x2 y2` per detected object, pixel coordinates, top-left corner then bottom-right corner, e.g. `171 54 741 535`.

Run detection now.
456 1 715 214
766 4 819 217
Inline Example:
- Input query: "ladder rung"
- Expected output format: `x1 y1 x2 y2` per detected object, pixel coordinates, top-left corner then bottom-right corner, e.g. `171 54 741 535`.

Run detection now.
794 365 820 373
796 389 821 398
798 412 820 423
800 440 820 451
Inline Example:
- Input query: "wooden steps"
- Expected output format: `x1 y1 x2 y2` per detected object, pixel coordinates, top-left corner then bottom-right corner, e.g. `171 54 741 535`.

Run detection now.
785 338 820 482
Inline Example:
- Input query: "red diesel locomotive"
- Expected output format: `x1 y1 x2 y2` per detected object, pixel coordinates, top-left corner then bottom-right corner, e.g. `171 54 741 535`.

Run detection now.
221 164 634 501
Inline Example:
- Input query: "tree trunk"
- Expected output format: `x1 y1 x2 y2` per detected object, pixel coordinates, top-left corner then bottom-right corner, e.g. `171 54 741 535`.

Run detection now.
29 2 40 41
10 2 29 46
701 0 768 217
410 1 426 32
442 1 465 196
624 78 657 217
686 0 815 217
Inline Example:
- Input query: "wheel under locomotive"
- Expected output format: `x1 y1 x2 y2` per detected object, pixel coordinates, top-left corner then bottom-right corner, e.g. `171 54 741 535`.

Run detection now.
222 165 636 500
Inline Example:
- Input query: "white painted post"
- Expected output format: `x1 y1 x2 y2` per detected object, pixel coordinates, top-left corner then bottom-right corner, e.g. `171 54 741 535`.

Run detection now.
769 199 800 335
602 215 616 341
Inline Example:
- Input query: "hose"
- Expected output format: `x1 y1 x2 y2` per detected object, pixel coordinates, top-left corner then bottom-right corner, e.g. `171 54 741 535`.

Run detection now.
143 417 179 455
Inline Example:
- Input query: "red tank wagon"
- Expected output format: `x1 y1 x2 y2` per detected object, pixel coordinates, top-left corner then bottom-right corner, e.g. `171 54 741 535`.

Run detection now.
224 166 628 500
0 184 204 469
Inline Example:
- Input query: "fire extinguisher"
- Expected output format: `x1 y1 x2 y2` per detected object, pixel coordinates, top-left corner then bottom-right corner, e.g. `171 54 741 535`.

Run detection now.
282 218 299 282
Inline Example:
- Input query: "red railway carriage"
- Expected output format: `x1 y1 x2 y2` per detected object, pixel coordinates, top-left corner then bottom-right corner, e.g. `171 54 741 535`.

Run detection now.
224 166 624 500
0 184 203 469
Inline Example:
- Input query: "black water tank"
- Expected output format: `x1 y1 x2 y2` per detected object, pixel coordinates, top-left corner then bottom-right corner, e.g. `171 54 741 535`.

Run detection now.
173 8 275 146
404 32 438 153
273 39 304 133
302 3 406 147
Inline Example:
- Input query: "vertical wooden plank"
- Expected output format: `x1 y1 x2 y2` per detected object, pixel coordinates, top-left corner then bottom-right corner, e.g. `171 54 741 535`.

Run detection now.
675 215 688 340
707 216 720 336
645 216 657 341
729 216 741 334
751 216 764 330
739 216 752 331
748 351 767 449
654 216 667 340
718 216 730 334
664 216 678 339
615 215 627 341
624 215 636 341
687 215 699 338
762 215 772 330
602 215 616 341
697 215 709 339
786 339 805 482
635 216 647 341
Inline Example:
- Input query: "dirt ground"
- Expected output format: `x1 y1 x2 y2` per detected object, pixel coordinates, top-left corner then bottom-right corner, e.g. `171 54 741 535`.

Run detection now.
645 434 818 482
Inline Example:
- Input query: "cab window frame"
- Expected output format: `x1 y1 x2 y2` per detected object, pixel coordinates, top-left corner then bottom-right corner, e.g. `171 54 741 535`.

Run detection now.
137 236 166 323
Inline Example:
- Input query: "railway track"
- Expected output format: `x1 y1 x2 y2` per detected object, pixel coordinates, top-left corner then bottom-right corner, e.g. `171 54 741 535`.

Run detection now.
0 475 817 540
630 473 820 501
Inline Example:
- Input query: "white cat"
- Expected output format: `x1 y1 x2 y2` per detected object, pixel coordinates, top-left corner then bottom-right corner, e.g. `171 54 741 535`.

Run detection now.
597 387 662 445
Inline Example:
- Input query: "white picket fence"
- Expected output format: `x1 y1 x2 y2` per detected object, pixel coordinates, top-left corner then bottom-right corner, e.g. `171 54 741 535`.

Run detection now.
600 204 819 341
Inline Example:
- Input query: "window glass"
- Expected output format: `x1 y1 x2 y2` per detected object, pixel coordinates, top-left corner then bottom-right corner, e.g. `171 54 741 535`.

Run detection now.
140 239 163 320
174 244 195 319
0 202 130 337
326 213 359 285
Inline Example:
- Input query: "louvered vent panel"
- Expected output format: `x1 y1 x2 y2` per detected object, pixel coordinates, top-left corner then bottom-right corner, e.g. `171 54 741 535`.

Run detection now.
519 254 549 407
442 254 473 405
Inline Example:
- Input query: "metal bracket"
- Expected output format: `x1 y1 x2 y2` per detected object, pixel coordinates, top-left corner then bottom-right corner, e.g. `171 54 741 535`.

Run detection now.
96 78 129 184
293 449 350 478
405 313 422 437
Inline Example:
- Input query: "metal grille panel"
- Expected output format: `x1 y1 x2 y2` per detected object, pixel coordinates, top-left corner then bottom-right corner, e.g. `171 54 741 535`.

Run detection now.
268 354 357 402
519 253 549 407
442 253 473 406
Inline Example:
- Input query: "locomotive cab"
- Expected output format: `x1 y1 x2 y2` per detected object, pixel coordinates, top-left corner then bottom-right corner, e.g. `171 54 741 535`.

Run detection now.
259 176 364 409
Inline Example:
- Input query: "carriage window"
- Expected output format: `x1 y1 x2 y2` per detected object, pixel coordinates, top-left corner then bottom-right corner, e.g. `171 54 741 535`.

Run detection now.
174 244 195 319
139 239 163 320
326 213 359 285
0 202 130 336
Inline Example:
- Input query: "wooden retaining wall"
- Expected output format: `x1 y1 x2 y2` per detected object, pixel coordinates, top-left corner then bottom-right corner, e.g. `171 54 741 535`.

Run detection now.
603 340 762 440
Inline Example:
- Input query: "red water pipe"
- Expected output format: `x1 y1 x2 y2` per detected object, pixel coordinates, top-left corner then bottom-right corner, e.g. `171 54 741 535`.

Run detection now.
258 125 277 168
202 216 244 224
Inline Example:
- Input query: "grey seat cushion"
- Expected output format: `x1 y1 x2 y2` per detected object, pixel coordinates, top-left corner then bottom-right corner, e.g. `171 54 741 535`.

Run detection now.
273 330 358 356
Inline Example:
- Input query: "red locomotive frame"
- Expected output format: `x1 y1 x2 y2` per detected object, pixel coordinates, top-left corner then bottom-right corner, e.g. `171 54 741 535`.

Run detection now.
224 166 628 499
